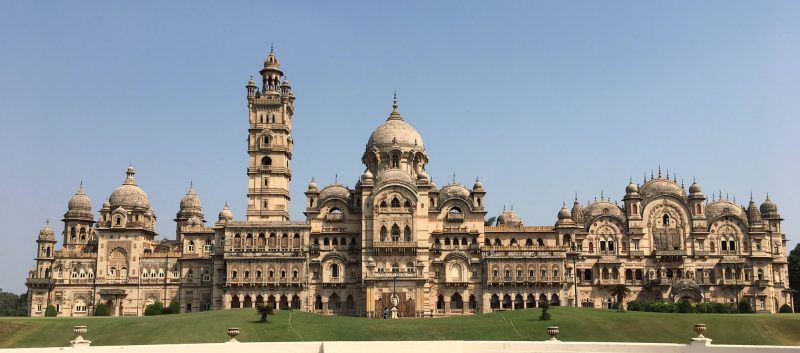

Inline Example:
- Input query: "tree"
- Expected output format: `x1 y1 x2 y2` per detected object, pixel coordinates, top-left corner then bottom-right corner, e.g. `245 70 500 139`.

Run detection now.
256 303 274 322
484 216 497 227
94 303 110 316
0 292 28 316
605 284 631 312
788 243 800 308
44 304 57 317
738 300 753 314
779 304 793 313
538 300 551 321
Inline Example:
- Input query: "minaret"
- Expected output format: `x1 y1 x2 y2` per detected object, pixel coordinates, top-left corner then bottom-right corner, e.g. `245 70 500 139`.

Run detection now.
246 47 295 221
63 183 94 251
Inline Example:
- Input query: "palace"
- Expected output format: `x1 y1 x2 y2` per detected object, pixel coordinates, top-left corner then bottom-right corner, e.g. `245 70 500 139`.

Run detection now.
26 50 793 316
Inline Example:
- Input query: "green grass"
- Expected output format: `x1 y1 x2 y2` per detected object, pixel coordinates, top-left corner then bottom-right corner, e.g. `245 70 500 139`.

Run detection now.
1 307 800 348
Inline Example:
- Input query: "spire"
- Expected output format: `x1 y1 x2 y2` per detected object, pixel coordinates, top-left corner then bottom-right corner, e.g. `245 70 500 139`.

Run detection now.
388 91 403 121
658 165 662 179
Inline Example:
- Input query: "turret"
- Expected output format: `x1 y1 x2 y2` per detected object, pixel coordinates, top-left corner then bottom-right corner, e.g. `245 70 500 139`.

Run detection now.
471 177 485 210
34 221 56 279
63 183 94 250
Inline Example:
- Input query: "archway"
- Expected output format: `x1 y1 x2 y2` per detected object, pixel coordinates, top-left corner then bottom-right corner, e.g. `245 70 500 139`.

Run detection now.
450 293 463 312
230 296 240 309
502 294 512 309
490 294 500 310
514 294 524 309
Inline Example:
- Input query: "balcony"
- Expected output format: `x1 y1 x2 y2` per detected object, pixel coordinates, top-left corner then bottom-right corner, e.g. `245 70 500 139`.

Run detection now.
628 250 646 257
694 250 710 256
756 279 770 288
446 213 464 222
325 213 343 222
374 240 417 248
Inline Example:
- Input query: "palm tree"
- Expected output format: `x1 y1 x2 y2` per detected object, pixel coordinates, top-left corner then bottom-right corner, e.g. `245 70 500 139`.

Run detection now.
606 284 631 312
484 216 497 226
256 303 274 322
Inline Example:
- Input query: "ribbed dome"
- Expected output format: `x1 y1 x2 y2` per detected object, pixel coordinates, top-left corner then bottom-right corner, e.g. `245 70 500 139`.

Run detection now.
38 221 55 240
180 185 201 210
571 199 585 224
472 178 484 192
706 199 747 223
760 195 780 218
218 203 233 222
264 49 280 68
319 184 350 202
639 179 685 199
625 181 639 194
689 181 702 195
68 184 92 211
367 98 424 151
583 201 625 221
439 183 471 202
108 166 151 210
307 178 318 190
558 204 572 220
497 209 523 227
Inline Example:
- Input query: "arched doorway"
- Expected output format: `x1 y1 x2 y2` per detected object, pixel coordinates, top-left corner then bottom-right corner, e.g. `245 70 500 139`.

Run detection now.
279 295 289 310
490 294 500 310
243 295 253 308
450 293 463 313
230 296 240 309
292 295 301 310
526 294 536 308
315 295 323 312
346 295 355 315
538 293 548 306
514 294 524 309
267 295 276 309
551 293 560 306
502 294 512 309
436 295 445 313
255 295 264 306
329 293 341 315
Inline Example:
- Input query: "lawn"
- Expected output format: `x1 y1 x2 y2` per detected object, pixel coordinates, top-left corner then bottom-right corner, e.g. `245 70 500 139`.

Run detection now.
1 307 799 348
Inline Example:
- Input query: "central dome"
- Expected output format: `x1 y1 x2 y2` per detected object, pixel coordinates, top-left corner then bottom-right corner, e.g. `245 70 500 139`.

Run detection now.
108 166 151 210
366 97 424 150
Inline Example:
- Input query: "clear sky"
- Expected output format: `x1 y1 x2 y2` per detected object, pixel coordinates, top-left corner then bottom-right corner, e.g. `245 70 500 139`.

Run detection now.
1 1 798 293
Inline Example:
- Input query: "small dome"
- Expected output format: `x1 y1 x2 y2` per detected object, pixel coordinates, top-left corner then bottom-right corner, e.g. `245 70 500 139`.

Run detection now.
760 195 780 218
308 178 318 190
101 199 111 210
625 181 639 194
497 209 523 227
180 185 201 210
218 203 233 222
689 180 702 195
439 183 471 202
38 221 55 240
319 184 350 202
281 78 291 87
68 184 92 211
558 204 572 220
473 178 484 192
264 49 280 68
583 200 625 222
246 77 256 87
108 166 151 210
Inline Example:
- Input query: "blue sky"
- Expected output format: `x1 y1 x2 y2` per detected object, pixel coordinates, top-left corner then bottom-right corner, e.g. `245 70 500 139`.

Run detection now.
1 1 798 293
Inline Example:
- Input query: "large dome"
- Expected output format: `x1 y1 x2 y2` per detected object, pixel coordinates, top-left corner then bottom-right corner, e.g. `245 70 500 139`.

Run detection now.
639 179 685 199
366 98 424 150
706 199 747 223
108 166 151 210
319 184 350 202
583 200 625 221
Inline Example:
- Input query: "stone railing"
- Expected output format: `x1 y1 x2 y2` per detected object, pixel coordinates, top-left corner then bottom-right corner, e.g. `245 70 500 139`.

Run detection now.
7 324 798 353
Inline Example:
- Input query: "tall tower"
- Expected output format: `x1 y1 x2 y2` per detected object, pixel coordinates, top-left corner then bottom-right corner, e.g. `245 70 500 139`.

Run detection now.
246 48 295 221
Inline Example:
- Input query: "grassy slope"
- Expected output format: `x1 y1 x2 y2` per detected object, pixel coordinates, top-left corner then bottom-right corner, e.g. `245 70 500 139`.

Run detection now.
1 308 800 348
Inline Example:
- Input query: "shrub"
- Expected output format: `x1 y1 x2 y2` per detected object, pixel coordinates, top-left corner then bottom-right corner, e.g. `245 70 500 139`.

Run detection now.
256 303 274 322
677 299 693 313
738 300 753 314
165 300 181 314
779 304 793 313
626 300 642 311
94 303 110 316
539 300 551 321
144 301 165 316
44 304 57 317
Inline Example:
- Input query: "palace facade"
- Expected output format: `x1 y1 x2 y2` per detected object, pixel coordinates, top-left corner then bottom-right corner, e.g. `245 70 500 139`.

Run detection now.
26 50 793 316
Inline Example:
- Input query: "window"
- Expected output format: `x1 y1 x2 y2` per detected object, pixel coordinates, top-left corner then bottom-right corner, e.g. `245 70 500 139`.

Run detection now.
261 156 272 166
188 241 195 252
390 152 400 168
331 264 340 278
391 197 400 208
187 269 194 279
391 224 400 242
662 214 670 226
380 226 387 241
392 263 400 273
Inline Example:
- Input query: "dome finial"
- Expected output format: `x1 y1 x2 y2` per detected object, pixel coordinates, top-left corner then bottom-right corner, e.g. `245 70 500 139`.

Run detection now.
393 91 398 110
387 92 403 121
658 165 662 178
124 165 137 186
452 173 456 184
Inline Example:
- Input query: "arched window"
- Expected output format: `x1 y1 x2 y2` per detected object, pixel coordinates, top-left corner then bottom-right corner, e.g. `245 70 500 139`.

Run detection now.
391 224 400 242
494 238 502 246
331 264 340 278
390 152 400 168
70 227 77 240
323 237 330 246
537 238 545 246
451 265 462 281
188 241 195 252
380 201 387 209
243 270 250 278
608 239 615 251
449 207 462 214
729 240 736 251
391 263 400 273
380 226 387 242
403 200 411 208
404 226 412 242
662 214 670 226
391 197 400 208
261 156 272 166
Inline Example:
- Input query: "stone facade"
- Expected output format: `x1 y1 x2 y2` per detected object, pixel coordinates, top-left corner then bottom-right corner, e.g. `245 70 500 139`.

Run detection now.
26 50 793 316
